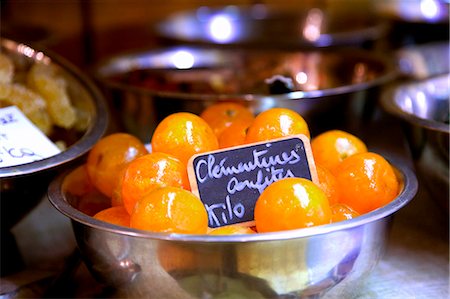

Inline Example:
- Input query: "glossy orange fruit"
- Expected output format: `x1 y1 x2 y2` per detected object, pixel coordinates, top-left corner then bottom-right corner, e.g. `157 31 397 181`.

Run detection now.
151 112 219 165
208 225 256 235
200 101 255 138
130 186 208 234
311 130 367 173
330 204 360 223
93 206 130 227
121 152 190 215
218 120 251 149
254 177 331 233
245 107 310 143
333 152 400 214
86 133 148 198
315 163 341 206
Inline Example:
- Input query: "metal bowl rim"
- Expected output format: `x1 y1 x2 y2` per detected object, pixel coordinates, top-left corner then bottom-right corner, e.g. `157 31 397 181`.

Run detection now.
93 45 399 101
380 73 450 134
0 38 109 178
154 5 389 48
47 157 417 243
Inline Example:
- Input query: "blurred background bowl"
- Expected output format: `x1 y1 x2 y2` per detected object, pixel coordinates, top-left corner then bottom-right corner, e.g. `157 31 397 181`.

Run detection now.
47 159 417 299
154 3 388 49
0 38 109 274
380 73 449 212
93 46 397 142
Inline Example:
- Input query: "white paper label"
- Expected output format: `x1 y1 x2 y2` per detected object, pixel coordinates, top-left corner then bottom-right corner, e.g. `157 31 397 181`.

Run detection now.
0 106 61 167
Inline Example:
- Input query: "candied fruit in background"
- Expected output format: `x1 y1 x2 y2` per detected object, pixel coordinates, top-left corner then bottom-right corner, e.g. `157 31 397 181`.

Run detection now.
200 101 255 138
245 107 310 143
254 177 331 233
0 83 52 135
130 186 208 234
333 152 400 214
151 112 218 165
27 62 77 129
311 129 368 173
86 133 148 198
121 152 191 215
0 53 14 84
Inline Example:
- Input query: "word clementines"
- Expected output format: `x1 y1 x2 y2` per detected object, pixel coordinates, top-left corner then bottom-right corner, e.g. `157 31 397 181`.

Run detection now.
70 102 400 235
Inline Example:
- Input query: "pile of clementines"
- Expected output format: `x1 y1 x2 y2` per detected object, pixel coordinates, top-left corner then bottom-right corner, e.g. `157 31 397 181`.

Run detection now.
66 102 400 235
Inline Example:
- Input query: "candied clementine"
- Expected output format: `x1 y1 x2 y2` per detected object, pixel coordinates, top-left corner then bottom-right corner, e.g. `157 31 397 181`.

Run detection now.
245 107 310 143
200 101 254 138
130 186 208 234
254 177 331 233
218 120 251 149
311 130 367 173
121 152 190 215
316 164 341 205
208 225 256 235
64 165 93 197
151 112 219 165
333 152 400 214
86 133 148 198
93 206 130 227
330 203 360 223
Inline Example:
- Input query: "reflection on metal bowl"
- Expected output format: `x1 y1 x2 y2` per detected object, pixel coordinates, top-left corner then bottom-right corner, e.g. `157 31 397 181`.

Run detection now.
47 160 417 298
154 4 388 48
380 74 449 212
94 46 397 142
0 38 109 269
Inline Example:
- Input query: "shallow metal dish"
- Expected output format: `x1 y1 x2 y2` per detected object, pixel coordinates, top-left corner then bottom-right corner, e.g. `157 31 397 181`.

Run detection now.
154 4 387 48
0 38 109 230
47 159 417 298
94 46 397 142
380 73 449 211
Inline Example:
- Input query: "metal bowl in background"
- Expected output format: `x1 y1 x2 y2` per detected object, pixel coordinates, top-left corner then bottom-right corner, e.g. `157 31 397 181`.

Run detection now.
0 39 109 274
380 73 449 212
93 46 397 142
47 159 417 299
154 3 388 49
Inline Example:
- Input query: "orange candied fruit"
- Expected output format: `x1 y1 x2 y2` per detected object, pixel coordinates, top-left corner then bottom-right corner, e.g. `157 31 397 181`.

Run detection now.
86 133 148 198
245 107 310 143
93 206 130 227
254 177 331 233
208 225 256 235
218 120 251 149
311 130 367 173
315 163 341 206
333 152 400 214
330 203 360 223
121 152 190 215
200 101 255 138
130 186 208 234
151 112 219 165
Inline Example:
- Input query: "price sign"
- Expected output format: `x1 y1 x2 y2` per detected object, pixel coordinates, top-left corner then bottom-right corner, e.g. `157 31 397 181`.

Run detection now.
0 106 61 167
188 135 318 228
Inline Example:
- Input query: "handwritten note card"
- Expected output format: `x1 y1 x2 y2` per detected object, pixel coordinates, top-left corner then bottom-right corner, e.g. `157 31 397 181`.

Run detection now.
188 135 318 228
0 106 61 167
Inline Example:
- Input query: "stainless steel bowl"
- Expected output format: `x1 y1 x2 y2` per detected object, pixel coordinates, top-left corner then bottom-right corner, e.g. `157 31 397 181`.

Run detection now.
380 73 449 211
0 39 109 232
154 4 388 48
94 46 397 142
47 160 417 298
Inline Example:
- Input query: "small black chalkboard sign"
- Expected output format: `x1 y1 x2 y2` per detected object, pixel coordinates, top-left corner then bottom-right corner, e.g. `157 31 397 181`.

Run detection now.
188 135 318 228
